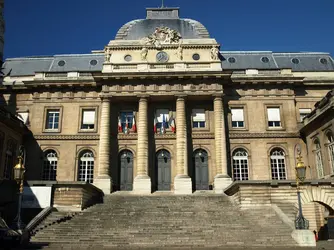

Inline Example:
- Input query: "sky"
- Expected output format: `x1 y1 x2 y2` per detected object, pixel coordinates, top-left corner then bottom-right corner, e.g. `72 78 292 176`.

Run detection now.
4 0 334 59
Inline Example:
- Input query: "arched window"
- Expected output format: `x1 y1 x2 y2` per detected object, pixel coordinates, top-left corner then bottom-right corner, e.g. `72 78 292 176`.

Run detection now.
42 150 58 181
78 151 94 183
232 149 249 181
3 140 17 179
314 139 324 178
270 148 287 180
326 131 334 174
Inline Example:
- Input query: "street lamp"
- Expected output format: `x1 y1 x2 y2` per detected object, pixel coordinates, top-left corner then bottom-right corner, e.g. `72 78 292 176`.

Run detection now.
11 146 26 233
294 147 309 230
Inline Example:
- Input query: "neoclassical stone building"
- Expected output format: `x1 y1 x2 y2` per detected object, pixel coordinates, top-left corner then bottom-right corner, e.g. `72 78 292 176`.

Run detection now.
1 7 334 196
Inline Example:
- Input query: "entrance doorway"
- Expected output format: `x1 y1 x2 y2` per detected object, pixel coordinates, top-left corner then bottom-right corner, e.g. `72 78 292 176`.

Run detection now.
119 150 133 191
156 150 171 191
193 149 209 190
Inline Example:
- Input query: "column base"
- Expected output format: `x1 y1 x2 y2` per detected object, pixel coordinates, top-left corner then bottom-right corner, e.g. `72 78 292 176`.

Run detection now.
94 177 112 194
133 175 151 194
291 230 316 247
214 175 232 194
174 175 192 195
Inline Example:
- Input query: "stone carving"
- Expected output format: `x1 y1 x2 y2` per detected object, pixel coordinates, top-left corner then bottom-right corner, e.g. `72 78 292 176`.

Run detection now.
176 44 183 60
105 48 112 63
211 46 219 60
141 47 148 61
143 27 181 48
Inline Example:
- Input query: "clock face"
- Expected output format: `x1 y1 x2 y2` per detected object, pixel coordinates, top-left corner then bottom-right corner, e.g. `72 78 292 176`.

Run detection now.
156 51 169 63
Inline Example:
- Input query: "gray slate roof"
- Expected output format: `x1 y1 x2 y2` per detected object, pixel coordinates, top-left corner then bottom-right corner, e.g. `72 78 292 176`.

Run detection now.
2 54 104 77
2 51 333 77
221 52 334 71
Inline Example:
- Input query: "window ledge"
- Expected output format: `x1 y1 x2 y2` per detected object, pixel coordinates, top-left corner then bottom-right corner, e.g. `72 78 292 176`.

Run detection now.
43 129 60 133
266 127 286 131
230 127 248 131
79 129 97 133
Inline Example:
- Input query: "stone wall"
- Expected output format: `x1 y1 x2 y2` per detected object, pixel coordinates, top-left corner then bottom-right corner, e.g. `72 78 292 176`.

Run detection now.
225 180 334 232
52 182 103 210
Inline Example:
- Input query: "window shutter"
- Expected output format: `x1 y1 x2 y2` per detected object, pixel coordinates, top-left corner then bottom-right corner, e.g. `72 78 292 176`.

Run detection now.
17 112 29 124
192 109 205 122
83 110 95 125
231 108 244 122
156 109 169 123
267 108 280 121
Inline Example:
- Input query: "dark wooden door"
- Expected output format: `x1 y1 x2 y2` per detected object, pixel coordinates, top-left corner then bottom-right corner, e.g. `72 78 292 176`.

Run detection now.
120 150 133 191
194 149 209 190
156 150 171 191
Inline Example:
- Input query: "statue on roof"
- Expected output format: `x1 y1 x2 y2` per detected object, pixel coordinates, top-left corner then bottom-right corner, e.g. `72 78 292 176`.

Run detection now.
211 46 219 61
143 27 181 48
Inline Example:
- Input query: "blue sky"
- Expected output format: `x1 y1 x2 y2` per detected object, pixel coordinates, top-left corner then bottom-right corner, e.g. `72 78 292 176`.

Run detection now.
4 0 334 59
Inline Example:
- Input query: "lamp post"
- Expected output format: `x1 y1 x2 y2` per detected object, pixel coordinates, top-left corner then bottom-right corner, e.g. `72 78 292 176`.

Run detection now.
294 145 309 230
12 146 26 233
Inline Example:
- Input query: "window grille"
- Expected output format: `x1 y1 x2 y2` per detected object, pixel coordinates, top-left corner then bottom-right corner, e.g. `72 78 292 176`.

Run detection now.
81 110 96 130
192 109 205 128
42 150 58 181
314 139 324 178
270 148 287 180
232 149 249 181
299 108 311 122
327 132 334 174
267 107 281 127
78 151 94 183
231 108 244 128
46 110 60 130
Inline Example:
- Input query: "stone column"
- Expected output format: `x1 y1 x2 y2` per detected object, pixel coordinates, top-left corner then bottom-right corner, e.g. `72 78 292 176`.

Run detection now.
133 96 151 194
213 95 232 193
94 98 112 194
174 95 192 194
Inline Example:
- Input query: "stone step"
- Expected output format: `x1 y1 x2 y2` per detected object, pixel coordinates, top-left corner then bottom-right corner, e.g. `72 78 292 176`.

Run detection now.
31 194 297 247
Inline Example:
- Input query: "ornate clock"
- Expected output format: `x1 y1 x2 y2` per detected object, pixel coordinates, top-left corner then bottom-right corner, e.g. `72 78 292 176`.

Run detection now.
156 51 169 63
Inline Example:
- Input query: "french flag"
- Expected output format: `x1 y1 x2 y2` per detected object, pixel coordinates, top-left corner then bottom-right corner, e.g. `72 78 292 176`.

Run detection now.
132 114 137 133
118 116 122 133
154 116 158 134
169 116 176 133
125 117 129 134
161 114 166 134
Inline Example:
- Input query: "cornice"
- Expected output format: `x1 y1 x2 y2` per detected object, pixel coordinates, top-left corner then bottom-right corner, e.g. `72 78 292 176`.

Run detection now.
34 134 100 140
229 132 300 139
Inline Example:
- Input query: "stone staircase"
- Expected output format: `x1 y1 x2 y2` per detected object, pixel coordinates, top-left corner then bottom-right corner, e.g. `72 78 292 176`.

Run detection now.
30 193 297 248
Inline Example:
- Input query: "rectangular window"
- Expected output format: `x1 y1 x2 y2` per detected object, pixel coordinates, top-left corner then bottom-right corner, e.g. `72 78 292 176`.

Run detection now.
192 109 205 128
45 110 60 130
120 111 134 132
267 107 281 127
299 108 312 122
231 108 244 128
81 110 96 130
155 109 169 129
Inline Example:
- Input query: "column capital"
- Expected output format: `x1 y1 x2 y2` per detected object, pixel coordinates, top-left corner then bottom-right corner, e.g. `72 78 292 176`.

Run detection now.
212 93 224 99
137 94 150 100
100 96 112 102
175 94 187 100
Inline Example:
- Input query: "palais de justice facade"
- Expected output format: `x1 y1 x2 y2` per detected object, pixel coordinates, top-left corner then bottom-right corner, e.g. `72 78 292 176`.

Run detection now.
1 7 334 195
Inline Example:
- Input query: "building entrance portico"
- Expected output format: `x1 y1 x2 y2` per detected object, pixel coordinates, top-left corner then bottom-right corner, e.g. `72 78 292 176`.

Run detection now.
156 150 171 191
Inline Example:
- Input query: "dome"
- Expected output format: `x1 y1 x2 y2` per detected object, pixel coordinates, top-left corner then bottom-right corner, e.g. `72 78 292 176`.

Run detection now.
115 8 210 40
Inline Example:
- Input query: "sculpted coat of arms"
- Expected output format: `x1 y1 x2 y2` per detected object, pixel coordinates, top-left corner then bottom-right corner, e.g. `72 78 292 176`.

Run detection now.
143 27 182 48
